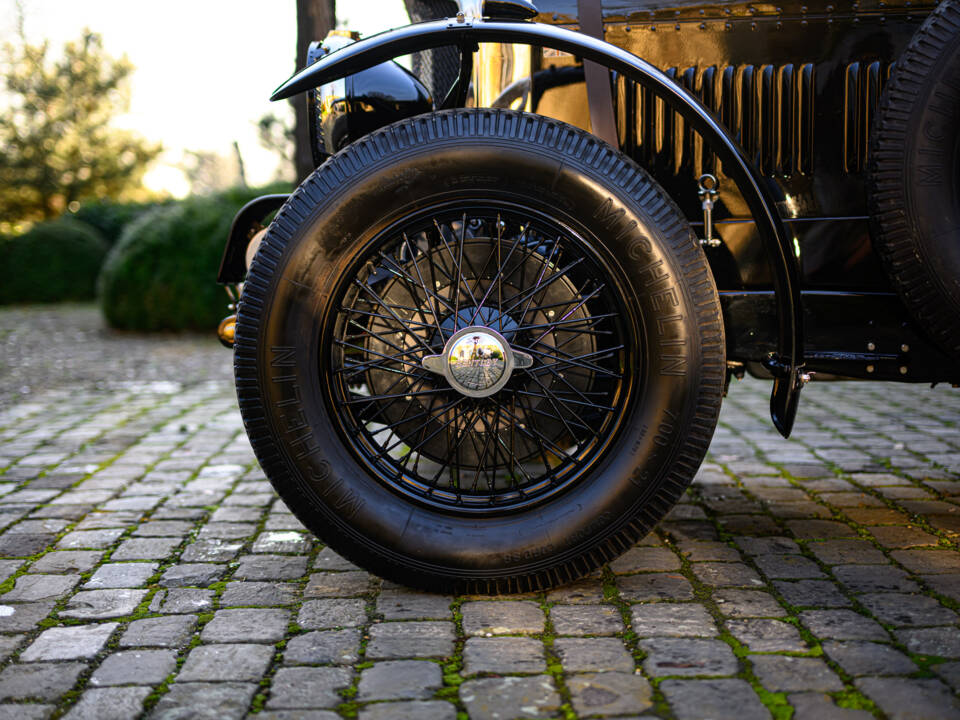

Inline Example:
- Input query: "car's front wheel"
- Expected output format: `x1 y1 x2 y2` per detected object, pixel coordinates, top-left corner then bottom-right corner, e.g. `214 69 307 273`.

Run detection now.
235 109 725 592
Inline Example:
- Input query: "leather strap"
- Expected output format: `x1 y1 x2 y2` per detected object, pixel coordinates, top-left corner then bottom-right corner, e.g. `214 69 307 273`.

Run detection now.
577 0 619 147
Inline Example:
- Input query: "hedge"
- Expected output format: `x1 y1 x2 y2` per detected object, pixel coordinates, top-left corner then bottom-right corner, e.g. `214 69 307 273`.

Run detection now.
97 184 290 331
0 218 108 304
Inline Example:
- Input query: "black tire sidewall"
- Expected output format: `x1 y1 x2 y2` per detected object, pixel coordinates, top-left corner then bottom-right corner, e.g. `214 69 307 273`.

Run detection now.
237 111 723 589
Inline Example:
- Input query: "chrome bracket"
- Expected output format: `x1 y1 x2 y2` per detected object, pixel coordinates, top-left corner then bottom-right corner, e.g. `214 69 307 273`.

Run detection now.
698 174 722 248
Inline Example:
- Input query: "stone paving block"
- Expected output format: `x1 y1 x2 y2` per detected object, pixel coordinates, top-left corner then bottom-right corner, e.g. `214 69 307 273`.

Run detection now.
554 637 634 672
661 678 771 720
357 660 441 701
807 540 887 565
220 581 297 607
21 622 117 661
267 667 352 709
856 677 960 720
180 538 243 563
608 546 680 573
822 640 917 676
677 540 741 562
84 563 156 590
788 692 873 720
178 643 274 681
798 609 888 641
895 627 960 657
3 574 79 601
640 637 739 677
463 637 546 675
201 608 289 643
631 603 716 637
304 571 371 598
62 686 152 720
148 682 257 720
462 600 544 635
459 676 561 720
376 590 451 620
358 701 456 720
29 551 103 574
0 661 86 701
0 534 55 556
545 579 606 604
870 526 940 548
0 704 54 719
57 529 124 550
284 629 361 665
132 520 194 537
234 554 308 581
935 661 960 691
714 589 787 617
312 547 357 571
774 580 851 608
298 599 367 629
90 649 178 686
891 549 960 574
61 589 147 619
551 604 623 636
159 563 224 588
753 554 826 579
923 573 960 602
366 621 455 659
0 601 54 632
734 536 802 556
0 636 22 664
119 615 197 648
567 672 653 716
252 531 310 554
110 538 180 561
858 592 958 626
727 618 807 652
692 562 764 587
752 655 843 692
787 520 858 539
617 573 694 601
148 588 214 614
832 565 920 593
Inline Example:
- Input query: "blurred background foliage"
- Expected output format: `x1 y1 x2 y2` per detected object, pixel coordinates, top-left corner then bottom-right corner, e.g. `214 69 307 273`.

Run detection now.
0 0 336 331
0 25 161 232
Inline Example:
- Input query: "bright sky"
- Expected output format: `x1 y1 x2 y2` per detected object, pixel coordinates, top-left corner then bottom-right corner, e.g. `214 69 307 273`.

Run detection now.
0 1 413 197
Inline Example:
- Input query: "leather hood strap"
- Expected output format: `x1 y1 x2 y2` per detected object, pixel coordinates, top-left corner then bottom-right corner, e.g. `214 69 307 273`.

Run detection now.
576 0 619 147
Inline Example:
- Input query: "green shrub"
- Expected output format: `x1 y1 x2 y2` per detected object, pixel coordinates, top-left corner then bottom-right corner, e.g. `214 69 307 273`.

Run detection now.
97 184 293 332
73 199 166 246
0 218 108 304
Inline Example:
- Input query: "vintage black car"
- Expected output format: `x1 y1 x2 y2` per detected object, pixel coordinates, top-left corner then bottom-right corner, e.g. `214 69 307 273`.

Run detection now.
217 0 960 592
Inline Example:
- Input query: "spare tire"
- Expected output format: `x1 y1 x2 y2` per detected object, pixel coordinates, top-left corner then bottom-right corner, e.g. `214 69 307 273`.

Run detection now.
869 0 960 360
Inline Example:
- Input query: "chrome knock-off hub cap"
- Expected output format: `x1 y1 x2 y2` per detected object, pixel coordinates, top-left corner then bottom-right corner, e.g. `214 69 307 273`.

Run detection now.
421 326 533 398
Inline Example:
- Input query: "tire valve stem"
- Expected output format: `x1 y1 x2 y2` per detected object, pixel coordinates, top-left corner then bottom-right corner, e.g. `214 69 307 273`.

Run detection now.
698 174 722 248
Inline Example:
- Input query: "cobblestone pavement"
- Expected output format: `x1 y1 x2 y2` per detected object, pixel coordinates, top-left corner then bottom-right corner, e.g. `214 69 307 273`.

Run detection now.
0 306 959 719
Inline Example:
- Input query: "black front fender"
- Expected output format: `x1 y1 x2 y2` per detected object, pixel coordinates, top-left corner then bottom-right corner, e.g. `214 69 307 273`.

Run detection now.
270 17 806 437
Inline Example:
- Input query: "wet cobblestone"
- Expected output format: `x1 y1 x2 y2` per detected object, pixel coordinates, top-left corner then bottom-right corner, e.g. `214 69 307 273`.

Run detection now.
0 304 959 717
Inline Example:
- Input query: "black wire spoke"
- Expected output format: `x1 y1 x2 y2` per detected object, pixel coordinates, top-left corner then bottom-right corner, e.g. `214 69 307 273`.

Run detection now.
514 312 617 333
352 279 435 354
333 339 424 374
499 256 586 316
326 204 634 512
527 283 607 348
468 223 529 325
500 398 586 471
515 237 562 326
401 232 450 336
516 343 623 380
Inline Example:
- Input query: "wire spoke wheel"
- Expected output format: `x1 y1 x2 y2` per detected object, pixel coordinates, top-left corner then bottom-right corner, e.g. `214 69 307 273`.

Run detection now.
326 204 635 512
235 109 724 592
